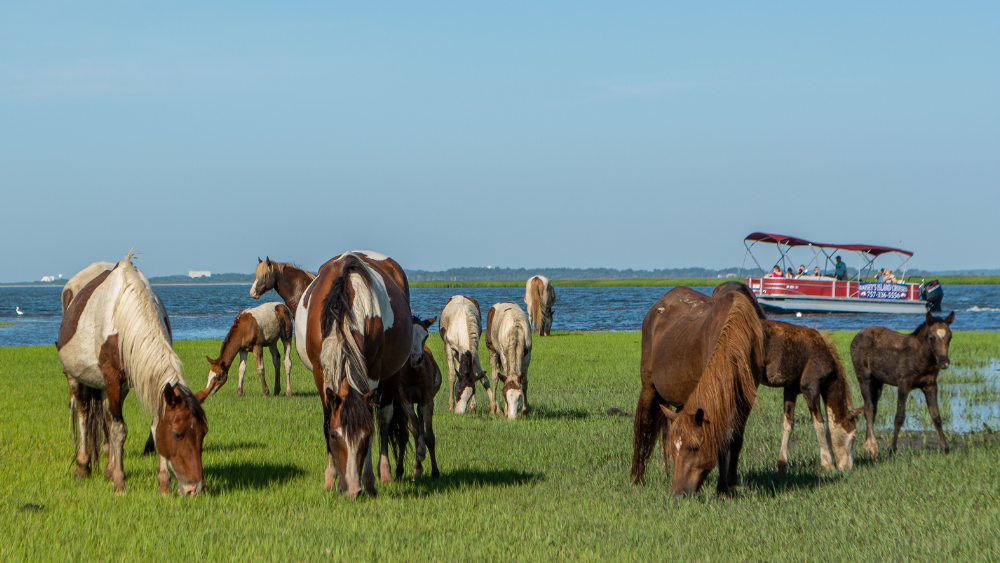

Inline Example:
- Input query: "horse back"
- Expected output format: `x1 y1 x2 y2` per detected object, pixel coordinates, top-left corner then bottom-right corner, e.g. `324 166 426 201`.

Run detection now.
641 288 716 406
850 326 912 383
761 320 834 386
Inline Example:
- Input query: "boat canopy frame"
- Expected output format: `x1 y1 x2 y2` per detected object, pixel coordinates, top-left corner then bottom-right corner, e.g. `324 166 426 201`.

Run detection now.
740 232 914 283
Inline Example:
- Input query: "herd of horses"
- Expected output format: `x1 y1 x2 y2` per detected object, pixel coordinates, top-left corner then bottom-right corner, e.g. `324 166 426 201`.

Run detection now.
55 251 954 499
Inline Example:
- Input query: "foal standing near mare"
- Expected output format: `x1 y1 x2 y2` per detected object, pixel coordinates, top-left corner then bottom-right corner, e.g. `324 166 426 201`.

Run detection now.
632 282 765 497
524 275 556 336
396 316 441 479
297 251 412 497
439 295 489 413
203 302 294 397
852 311 955 457
57 253 208 495
761 320 861 473
484 302 532 420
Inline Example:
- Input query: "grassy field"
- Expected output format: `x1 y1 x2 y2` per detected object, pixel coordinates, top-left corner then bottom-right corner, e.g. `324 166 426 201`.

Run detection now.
410 275 1000 288
3 331 999 560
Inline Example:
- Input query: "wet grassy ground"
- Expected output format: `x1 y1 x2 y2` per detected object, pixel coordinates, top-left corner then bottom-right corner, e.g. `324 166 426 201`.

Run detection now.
2 331 999 560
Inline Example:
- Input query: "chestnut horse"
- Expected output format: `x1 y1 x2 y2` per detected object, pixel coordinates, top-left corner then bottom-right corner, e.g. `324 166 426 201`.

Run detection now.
396 316 441 479
298 251 412 497
761 320 861 473
524 275 556 336
851 311 955 457
484 302 532 420
632 282 765 497
440 295 489 413
249 257 316 329
57 252 208 495
203 302 294 397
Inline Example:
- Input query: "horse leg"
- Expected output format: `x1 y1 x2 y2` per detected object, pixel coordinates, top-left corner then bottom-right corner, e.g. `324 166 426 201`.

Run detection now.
236 351 248 396
103 388 129 493
631 378 662 486
802 382 834 470
423 402 440 478
859 380 882 458
725 423 747 492
777 387 797 474
269 343 281 395
255 345 269 396
488 349 502 416
362 431 378 496
889 383 911 453
377 403 394 484
521 376 529 416
398 400 419 480
445 347 457 412
922 385 949 453
158 451 172 496
283 337 293 396
715 448 733 497
68 378 94 479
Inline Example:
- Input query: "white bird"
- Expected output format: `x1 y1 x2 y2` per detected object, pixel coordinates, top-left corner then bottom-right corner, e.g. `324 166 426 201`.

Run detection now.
16 307 24 315
795 312 802 318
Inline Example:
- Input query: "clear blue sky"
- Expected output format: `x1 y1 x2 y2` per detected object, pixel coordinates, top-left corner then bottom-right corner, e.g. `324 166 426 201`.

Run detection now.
2 2 997 282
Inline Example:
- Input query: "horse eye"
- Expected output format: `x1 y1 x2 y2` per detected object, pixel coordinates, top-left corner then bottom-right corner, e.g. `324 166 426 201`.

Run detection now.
172 431 182 440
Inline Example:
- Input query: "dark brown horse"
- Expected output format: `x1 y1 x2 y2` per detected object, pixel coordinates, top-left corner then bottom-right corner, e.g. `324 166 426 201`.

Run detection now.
395 316 441 479
851 311 955 457
761 320 861 473
299 251 411 497
632 282 765 497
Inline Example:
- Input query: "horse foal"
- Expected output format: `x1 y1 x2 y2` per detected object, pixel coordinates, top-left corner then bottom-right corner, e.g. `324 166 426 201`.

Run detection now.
484 302 532 420
396 316 442 479
439 295 489 413
204 302 294 397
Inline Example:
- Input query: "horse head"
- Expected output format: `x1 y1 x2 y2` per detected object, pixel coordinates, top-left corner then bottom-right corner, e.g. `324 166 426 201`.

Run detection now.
156 383 208 496
540 308 554 337
453 350 484 414
325 378 377 498
250 257 275 299
924 311 955 369
203 355 229 396
497 371 526 421
409 316 437 369
660 405 716 497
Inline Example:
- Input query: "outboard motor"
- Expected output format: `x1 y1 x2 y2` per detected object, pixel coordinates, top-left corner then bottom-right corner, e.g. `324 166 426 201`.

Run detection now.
920 280 944 312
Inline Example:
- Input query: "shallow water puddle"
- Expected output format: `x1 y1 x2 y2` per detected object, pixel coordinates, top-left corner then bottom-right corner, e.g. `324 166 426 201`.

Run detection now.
888 358 1000 433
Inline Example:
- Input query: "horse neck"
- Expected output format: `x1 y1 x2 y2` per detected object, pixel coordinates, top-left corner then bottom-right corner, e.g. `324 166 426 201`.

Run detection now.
275 266 311 312
216 326 245 373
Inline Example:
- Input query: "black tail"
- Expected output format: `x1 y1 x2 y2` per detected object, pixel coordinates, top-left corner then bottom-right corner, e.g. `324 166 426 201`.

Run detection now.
387 392 410 476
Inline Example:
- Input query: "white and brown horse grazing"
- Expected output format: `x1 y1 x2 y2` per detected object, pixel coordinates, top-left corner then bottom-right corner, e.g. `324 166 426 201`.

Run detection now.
524 275 556 336
484 302 532 420
761 320 862 473
632 282 765 497
298 251 412 497
61 261 115 313
56 252 208 496
439 295 490 413
204 302 294 397
396 316 442 479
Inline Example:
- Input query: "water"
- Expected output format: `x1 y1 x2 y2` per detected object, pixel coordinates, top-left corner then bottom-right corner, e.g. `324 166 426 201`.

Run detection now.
2 284 999 347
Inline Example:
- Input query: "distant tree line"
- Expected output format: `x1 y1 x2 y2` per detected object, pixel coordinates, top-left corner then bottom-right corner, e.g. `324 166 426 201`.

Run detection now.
403 266 744 282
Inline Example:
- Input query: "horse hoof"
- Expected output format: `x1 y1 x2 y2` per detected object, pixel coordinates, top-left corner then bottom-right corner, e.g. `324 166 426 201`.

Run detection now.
74 465 91 479
777 461 787 475
431 469 440 479
286 390 292 397
236 390 243 397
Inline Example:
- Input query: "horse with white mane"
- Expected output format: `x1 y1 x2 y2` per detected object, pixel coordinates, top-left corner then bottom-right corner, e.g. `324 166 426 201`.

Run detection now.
57 252 208 495
484 302 532 420
439 295 490 413
524 275 555 336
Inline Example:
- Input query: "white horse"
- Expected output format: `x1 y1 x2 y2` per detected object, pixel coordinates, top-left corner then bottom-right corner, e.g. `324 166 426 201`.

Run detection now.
484 302 532 420
439 295 490 413
524 275 556 336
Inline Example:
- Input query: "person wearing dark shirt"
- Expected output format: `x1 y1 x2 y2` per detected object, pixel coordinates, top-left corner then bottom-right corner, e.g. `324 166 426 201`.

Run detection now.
834 256 848 280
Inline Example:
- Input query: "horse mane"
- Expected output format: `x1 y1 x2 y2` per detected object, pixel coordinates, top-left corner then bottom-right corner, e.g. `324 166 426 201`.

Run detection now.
112 250 193 416
319 254 372 395
678 292 762 456
268 260 317 281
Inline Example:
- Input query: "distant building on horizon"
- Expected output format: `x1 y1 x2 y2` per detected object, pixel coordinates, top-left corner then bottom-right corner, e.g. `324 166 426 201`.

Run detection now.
188 270 211 278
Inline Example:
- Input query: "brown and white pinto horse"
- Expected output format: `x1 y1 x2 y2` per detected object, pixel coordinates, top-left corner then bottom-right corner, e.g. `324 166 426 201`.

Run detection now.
524 275 555 336
396 316 442 479
298 251 412 497
203 302 294 397
439 295 490 413
632 282 765 497
57 252 208 496
484 302 532 420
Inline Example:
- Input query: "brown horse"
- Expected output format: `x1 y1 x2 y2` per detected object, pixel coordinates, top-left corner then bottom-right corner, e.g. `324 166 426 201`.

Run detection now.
761 320 861 472
250 257 316 322
851 311 955 457
299 251 412 497
395 316 441 479
203 302 294 397
57 252 207 495
632 282 764 497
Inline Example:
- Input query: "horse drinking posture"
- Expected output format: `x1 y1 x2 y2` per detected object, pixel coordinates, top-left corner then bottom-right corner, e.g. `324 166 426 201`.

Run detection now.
761 320 861 472
632 282 764 497
56 253 208 495
851 311 955 457
525 275 556 336
204 302 294 397
484 302 532 420
298 251 411 496
396 316 441 479
440 295 490 413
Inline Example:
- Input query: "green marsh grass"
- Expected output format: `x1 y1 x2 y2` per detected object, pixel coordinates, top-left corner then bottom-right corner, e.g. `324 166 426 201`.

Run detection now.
2 332 1000 559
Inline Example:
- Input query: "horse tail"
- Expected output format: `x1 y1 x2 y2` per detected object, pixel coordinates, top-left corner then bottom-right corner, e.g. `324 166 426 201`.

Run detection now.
70 385 104 469
319 254 371 394
631 389 667 484
528 280 542 332
386 391 409 470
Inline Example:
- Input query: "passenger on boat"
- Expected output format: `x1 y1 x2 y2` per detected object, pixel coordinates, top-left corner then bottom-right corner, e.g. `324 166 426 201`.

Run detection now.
813 267 821 276
796 265 807 277
835 256 848 280
766 265 784 278
786 267 795 278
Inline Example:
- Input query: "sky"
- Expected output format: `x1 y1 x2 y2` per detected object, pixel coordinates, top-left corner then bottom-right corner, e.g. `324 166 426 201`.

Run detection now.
1 2 997 282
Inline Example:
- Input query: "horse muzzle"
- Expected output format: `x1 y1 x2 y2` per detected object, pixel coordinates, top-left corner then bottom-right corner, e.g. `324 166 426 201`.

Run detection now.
937 356 950 369
409 353 423 367
177 480 204 497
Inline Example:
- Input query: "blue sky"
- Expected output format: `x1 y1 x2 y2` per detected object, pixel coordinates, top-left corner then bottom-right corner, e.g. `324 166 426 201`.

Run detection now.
1 2 997 281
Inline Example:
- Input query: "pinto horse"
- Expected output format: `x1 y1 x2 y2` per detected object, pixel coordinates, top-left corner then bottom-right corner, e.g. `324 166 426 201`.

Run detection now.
203 302 294 397
484 302 532 420
440 295 490 413
396 316 442 479
851 311 955 457
632 282 765 497
298 251 412 497
57 252 208 495
524 275 556 336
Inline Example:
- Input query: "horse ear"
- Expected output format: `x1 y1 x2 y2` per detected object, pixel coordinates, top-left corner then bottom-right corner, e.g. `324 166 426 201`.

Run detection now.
658 404 678 422
363 390 378 409
337 377 351 398
163 383 181 408
425 316 437 327
848 407 864 422
518 373 526 385
265 257 271 265
926 311 934 324
693 408 706 426
496 371 507 384
325 387 340 409
258 257 262 263
945 311 955 324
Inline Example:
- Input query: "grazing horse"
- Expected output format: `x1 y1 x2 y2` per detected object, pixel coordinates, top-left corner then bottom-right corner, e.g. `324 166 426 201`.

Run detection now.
61 261 115 313
851 311 955 457
484 302 532 420
204 302 294 397
761 320 861 472
524 275 556 336
632 282 765 497
396 316 441 479
298 251 412 497
439 295 490 413
56 252 208 496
